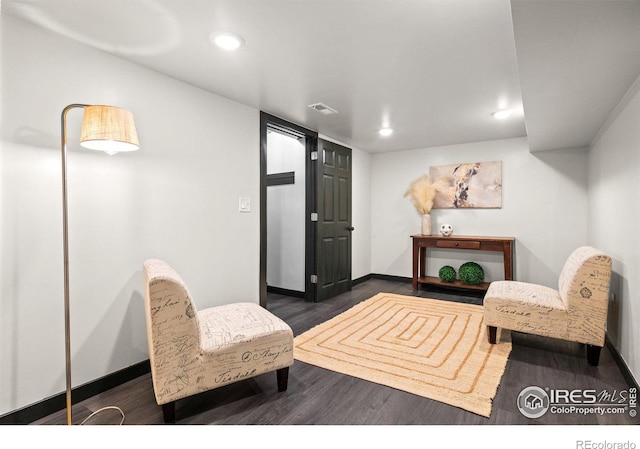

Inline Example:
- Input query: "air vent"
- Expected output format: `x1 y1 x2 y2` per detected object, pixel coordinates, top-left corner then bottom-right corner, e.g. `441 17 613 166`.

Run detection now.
308 103 338 115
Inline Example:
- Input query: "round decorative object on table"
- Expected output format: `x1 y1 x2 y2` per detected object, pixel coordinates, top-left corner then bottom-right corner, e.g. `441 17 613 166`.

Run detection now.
439 224 453 237
438 265 457 283
458 262 484 285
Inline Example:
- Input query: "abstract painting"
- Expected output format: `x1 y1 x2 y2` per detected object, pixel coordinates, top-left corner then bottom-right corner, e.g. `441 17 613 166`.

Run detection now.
430 161 502 209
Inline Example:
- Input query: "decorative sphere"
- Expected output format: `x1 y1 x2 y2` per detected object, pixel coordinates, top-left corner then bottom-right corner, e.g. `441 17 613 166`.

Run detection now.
438 265 457 282
439 224 453 237
458 262 484 285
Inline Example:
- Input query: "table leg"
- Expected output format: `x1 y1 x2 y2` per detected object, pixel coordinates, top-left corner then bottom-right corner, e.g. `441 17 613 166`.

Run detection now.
412 240 418 290
503 242 513 280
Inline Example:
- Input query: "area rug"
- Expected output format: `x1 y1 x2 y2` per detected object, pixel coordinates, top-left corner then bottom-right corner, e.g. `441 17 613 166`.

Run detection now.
293 292 512 417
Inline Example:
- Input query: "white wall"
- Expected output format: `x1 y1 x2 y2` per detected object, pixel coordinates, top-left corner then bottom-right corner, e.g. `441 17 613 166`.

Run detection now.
371 137 589 288
0 16 260 415
352 146 372 280
588 74 640 383
266 131 306 291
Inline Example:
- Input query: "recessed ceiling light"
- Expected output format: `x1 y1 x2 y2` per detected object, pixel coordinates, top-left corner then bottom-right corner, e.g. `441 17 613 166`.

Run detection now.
379 127 394 137
210 31 245 51
492 109 513 119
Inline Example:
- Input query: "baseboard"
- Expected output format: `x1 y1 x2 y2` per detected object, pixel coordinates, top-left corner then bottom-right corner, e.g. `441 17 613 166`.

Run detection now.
267 285 305 299
368 273 412 283
352 273 373 285
605 334 639 391
0 360 150 425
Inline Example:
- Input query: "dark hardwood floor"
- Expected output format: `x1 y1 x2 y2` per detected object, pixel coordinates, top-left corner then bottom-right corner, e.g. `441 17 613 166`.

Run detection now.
31 278 637 426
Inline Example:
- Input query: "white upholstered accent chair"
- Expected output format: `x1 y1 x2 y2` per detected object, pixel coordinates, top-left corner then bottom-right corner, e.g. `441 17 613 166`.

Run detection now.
143 259 294 423
483 246 612 366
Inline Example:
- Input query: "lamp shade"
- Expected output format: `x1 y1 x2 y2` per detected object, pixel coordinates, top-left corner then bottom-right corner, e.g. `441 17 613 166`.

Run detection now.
80 105 140 154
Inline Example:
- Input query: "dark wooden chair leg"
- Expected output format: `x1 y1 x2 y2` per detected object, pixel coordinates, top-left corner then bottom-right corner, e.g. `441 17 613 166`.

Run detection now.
162 401 176 424
487 326 497 344
277 367 289 392
587 344 602 366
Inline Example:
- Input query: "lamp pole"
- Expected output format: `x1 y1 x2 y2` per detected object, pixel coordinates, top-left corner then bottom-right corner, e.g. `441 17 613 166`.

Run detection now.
60 104 88 425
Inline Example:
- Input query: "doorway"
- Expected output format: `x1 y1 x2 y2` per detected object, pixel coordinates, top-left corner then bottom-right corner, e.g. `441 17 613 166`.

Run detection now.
260 112 317 306
259 112 353 307
265 127 306 297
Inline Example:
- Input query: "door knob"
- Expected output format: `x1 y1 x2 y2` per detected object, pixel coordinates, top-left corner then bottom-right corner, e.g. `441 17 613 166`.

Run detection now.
346 226 355 231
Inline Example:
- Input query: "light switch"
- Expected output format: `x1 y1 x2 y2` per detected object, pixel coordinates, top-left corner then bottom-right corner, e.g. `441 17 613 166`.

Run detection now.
239 197 251 212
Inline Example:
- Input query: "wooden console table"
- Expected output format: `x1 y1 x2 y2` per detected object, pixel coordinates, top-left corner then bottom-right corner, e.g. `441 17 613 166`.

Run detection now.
412 235 515 292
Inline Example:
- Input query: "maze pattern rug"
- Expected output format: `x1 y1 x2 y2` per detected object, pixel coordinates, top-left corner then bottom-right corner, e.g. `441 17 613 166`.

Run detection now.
293 292 512 417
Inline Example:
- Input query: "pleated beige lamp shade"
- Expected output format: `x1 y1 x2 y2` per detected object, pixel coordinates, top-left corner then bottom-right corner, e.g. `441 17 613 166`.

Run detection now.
80 105 140 154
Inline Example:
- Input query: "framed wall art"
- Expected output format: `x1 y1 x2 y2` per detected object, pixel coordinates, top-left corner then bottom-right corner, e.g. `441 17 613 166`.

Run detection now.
430 161 502 209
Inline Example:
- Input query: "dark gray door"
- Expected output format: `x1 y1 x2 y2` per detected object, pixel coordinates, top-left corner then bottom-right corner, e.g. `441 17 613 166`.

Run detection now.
315 139 353 301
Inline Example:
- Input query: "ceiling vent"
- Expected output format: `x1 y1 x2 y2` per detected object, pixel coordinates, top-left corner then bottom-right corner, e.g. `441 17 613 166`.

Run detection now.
308 103 338 115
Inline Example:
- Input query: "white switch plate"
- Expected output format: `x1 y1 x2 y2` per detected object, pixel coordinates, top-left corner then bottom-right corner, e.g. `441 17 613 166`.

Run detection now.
239 197 251 212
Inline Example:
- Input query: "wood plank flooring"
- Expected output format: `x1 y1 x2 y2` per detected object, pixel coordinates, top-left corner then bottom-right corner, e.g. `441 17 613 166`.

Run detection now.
31 278 637 425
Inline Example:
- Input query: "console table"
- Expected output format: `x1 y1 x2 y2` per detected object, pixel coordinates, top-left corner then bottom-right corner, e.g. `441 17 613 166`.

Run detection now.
412 235 515 292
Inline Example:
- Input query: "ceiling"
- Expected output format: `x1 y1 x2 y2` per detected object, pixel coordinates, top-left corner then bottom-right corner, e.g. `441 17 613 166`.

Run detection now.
3 0 640 154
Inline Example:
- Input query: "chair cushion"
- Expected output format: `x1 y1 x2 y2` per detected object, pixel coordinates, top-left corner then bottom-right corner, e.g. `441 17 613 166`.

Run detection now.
198 302 293 353
483 281 569 340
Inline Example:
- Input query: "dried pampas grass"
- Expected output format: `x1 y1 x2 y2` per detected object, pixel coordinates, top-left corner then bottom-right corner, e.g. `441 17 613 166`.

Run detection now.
404 174 451 215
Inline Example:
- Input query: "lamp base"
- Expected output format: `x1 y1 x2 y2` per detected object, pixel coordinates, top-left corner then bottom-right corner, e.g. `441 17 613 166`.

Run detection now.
79 406 125 425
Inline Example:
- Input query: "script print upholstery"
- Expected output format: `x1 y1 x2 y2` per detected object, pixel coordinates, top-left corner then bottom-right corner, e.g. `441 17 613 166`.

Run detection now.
483 246 612 363
143 259 294 419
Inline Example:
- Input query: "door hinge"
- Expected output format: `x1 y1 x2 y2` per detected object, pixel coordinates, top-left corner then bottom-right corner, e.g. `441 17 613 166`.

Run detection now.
310 275 318 284
310 212 318 222
311 151 318 161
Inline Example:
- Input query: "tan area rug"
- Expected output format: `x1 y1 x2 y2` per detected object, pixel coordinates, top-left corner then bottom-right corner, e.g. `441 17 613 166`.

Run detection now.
294 292 512 417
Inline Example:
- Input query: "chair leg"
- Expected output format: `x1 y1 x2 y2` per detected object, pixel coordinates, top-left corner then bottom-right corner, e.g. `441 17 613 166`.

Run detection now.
587 344 602 366
487 326 497 344
277 367 289 392
162 401 176 424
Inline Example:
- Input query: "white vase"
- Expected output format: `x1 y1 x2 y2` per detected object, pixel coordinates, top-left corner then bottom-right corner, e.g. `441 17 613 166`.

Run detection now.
421 214 432 235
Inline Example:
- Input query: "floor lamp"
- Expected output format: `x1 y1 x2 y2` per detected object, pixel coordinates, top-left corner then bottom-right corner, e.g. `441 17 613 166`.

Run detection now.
61 104 140 425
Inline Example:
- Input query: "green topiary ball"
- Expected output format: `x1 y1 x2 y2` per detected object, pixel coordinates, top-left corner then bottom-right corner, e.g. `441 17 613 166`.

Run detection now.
438 265 457 282
458 262 484 285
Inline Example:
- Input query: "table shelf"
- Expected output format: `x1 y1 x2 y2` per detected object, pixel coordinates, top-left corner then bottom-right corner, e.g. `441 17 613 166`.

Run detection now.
416 276 491 291
412 235 515 293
